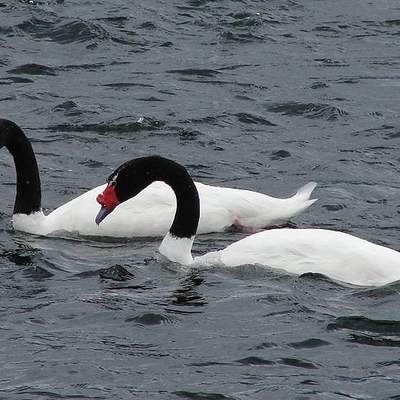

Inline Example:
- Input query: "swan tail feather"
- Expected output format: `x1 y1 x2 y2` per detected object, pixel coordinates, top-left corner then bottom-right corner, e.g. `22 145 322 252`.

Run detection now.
293 181 318 206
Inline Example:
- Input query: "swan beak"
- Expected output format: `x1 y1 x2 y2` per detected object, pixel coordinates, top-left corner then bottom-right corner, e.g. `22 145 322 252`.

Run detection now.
95 206 111 225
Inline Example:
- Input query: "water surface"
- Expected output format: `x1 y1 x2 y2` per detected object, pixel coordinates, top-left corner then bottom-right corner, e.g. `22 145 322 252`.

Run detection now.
1 0 400 398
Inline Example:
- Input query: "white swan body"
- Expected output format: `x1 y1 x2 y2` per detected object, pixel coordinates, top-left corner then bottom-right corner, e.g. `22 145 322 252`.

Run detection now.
192 229 400 286
96 156 400 287
13 180 317 237
1 118 317 238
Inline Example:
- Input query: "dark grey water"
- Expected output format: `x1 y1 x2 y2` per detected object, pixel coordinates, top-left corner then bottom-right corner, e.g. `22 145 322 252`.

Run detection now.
1 0 400 398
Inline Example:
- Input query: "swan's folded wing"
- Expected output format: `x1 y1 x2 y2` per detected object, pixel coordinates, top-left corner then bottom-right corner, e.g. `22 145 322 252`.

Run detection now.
44 182 176 237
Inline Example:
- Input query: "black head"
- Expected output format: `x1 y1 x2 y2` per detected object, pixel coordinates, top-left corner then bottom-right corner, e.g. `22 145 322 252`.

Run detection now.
110 156 168 203
96 156 188 224
95 156 200 238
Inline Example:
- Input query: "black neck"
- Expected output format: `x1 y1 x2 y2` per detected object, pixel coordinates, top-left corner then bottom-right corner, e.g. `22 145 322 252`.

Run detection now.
166 164 200 238
0 119 41 214
115 156 200 238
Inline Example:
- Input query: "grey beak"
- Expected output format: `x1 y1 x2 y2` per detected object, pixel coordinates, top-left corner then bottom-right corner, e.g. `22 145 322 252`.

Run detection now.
95 206 111 225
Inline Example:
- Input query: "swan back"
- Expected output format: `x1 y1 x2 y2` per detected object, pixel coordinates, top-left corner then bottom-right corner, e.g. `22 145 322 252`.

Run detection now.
219 228 400 286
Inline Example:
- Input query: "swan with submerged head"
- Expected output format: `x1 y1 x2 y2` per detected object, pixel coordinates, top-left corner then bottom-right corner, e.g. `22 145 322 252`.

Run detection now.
96 156 400 287
0 118 317 237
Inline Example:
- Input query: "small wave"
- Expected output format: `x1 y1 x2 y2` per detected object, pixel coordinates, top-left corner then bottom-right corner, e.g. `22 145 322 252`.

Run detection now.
17 17 109 44
257 292 293 304
310 81 329 89
349 333 400 347
126 312 178 326
98 264 134 281
174 390 236 400
1 245 41 266
236 356 275 365
188 361 229 367
226 12 263 28
160 41 174 47
350 282 400 299
184 0 214 7
52 100 94 117
362 18 400 34
53 100 78 112
219 263 293 282
220 30 265 43
336 77 359 84
163 127 203 141
270 150 291 160
328 316 400 335
278 357 319 369
47 116 165 134
235 112 277 126
168 273 207 307
377 359 400 367
78 159 105 169
102 82 155 89
139 21 156 30
314 58 350 67
96 16 129 28
6 389 67 398
297 272 343 286
61 61 130 71
23 266 54 280
170 288 207 307
167 68 221 77
0 25 14 36
352 124 400 140
0 76 33 84
312 25 341 37
382 19 400 27
7 63 57 76
249 341 278 350
288 338 331 349
99 336 163 357
136 96 165 102
184 115 225 125
322 203 346 212
267 101 348 120
217 64 257 71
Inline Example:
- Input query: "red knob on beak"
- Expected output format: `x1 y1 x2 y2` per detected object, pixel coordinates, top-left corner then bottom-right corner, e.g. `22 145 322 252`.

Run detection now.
95 184 120 225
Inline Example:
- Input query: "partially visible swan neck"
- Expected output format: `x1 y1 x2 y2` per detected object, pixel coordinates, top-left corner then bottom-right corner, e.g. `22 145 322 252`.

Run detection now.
164 164 200 239
159 232 194 265
0 119 41 214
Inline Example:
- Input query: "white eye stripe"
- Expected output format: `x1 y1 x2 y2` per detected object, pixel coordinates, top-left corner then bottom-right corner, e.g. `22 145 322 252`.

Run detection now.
109 172 119 185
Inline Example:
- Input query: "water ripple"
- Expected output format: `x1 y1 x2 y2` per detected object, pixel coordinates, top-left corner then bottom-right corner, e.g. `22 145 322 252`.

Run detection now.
17 16 109 44
125 312 179 326
328 316 400 335
167 68 221 77
47 117 165 134
288 338 331 349
236 356 275 365
267 101 349 120
98 265 134 281
235 112 277 126
278 357 319 369
174 391 236 400
349 333 400 347
7 63 57 76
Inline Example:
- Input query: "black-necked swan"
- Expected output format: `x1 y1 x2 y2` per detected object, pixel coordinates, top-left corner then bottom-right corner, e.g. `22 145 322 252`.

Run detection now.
1 118 317 237
95 156 400 287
